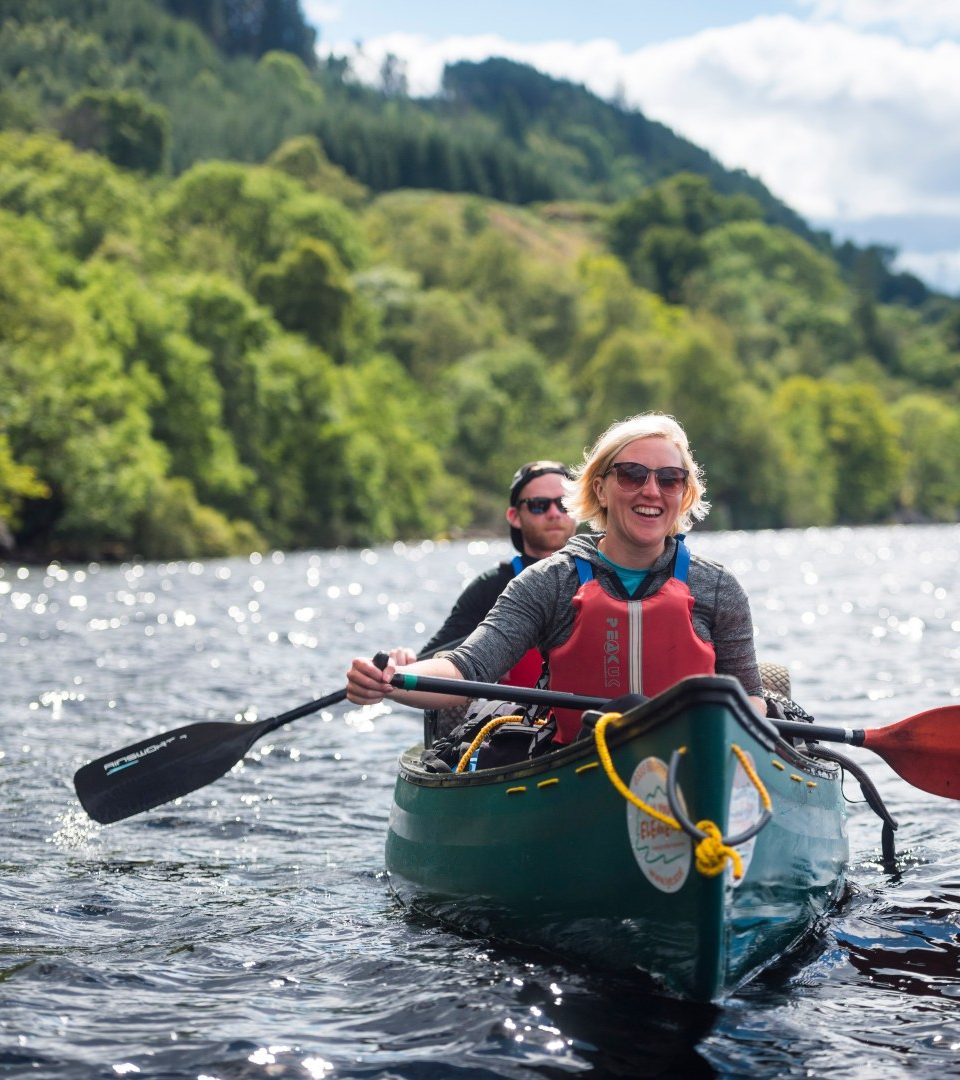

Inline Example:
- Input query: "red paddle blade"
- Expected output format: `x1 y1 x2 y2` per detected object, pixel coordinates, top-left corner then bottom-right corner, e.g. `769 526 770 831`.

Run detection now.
862 705 960 799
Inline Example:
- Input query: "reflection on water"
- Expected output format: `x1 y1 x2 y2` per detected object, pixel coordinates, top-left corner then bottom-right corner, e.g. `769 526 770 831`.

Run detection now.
1 525 959 1076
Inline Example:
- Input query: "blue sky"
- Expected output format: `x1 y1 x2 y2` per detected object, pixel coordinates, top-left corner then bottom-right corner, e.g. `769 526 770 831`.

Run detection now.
303 1 960 294
310 1 797 52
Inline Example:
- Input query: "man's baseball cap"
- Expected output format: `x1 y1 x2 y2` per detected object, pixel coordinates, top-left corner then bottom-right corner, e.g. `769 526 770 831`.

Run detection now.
508 460 570 552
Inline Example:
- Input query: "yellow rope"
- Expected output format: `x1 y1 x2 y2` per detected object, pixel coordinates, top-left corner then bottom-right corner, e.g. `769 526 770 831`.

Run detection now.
692 820 743 879
593 713 772 882
730 742 772 811
594 712 680 831
454 715 524 773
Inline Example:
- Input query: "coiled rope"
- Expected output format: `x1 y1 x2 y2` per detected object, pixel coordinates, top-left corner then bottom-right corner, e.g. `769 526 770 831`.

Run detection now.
593 711 771 881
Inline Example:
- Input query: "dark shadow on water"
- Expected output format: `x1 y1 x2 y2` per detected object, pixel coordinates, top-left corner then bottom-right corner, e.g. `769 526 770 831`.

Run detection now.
535 975 719 1078
398 906 719 1077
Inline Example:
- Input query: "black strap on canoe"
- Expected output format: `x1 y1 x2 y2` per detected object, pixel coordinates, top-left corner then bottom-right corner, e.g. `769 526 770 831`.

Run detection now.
765 693 898 866
802 742 899 866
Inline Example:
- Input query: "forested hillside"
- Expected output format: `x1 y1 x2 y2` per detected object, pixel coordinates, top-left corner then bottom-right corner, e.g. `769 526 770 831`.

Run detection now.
1 0 958 560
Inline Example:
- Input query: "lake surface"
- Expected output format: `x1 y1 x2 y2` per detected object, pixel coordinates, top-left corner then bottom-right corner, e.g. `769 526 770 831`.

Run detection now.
2 524 959 1078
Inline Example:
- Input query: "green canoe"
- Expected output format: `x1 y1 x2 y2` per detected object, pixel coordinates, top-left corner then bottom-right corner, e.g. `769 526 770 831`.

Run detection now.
385 675 848 1001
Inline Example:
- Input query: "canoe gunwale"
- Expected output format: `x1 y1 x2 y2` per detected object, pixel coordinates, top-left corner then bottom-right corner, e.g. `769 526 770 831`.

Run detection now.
395 674 841 789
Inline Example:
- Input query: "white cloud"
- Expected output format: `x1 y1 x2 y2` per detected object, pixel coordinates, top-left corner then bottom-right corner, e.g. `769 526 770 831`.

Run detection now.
799 0 960 43
896 249 960 293
329 32 630 100
301 1 341 27
616 16 960 223
318 13 960 292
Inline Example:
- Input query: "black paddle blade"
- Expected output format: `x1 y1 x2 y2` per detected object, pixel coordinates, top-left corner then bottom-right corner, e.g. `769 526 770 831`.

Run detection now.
74 719 267 825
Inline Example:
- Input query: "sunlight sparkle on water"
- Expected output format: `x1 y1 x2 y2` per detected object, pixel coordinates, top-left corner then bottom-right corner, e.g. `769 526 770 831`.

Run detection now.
302 1057 335 1078
48 808 101 850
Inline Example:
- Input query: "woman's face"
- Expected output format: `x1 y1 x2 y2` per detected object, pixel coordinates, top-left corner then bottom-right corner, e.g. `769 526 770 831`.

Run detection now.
593 436 686 564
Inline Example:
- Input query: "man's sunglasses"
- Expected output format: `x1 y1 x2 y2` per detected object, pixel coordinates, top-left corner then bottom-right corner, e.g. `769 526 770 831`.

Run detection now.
517 497 569 515
604 462 689 494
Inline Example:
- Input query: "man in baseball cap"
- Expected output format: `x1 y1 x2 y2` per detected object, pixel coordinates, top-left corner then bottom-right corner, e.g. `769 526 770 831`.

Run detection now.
506 460 573 556
387 459 575 738
397 458 575 665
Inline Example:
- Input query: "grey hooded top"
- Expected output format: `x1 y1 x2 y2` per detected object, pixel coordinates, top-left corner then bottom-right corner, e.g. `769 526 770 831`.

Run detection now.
444 532 763 698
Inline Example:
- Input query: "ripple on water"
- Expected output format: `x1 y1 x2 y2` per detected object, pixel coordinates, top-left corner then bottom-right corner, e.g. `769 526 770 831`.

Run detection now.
2 526 960 1075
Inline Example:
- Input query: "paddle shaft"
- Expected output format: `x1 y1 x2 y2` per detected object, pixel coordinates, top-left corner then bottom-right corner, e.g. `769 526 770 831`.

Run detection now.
775 719 864 745
391 671 867 747
392 671 608 712
260 688 347 735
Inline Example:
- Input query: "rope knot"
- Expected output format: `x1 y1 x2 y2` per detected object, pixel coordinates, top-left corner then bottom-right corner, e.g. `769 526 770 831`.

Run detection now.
694 820 744 880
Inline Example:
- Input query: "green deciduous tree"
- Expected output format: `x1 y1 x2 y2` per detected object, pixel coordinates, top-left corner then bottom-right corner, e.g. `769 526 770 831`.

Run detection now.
0 130 149 259
266 134 368 206
440 344 581 523
0 433 49 536
327 355 470 543
579 328 675 438
608 173 761 274
629 224 706 303
80 262 253 508
570 254 682 371
365 191 473 289
253 237 360 359
772 377 903 525
892 394 960 521
134 476 263 559
770 377 838 526
647 324 788 529
59 88 170 173
0 208 168 556
456 228 579 359
366 281 505 380
820 381 902 523
161 160 296 277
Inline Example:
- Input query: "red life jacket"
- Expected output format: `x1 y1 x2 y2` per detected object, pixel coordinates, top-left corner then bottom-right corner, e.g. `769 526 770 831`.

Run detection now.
547 542 716 743
500 555 545 688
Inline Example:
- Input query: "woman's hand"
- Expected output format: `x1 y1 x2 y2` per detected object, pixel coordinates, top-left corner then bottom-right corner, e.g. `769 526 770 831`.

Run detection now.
346 655 395 704
346 655 466 710
387 646 418 666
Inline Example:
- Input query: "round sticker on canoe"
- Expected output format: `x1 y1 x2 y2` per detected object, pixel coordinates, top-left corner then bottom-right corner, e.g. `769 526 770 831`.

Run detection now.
626 756 691 893
727 750 760 887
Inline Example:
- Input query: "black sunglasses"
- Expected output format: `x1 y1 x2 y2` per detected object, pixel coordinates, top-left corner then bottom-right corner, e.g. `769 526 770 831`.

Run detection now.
604 462 688 494
517 496 569 515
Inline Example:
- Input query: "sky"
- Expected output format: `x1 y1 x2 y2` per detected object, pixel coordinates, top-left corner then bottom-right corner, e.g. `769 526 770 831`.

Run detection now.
301 0 960 296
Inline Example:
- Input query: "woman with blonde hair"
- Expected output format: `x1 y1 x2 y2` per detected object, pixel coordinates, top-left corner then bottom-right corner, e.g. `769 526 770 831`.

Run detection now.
347 413 765 736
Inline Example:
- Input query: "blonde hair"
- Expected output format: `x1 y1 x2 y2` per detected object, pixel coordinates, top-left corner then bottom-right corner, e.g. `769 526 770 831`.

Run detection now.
564 413 709 534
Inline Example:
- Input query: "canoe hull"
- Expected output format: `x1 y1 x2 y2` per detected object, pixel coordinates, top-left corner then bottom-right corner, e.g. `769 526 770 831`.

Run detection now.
385 675 848 1000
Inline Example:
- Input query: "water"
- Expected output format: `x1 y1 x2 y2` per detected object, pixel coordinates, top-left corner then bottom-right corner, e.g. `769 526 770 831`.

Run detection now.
2 525 959 1078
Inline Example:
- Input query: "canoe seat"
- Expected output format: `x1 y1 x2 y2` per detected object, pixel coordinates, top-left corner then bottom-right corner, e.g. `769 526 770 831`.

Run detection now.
420 706 556 773
473 723 548 771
